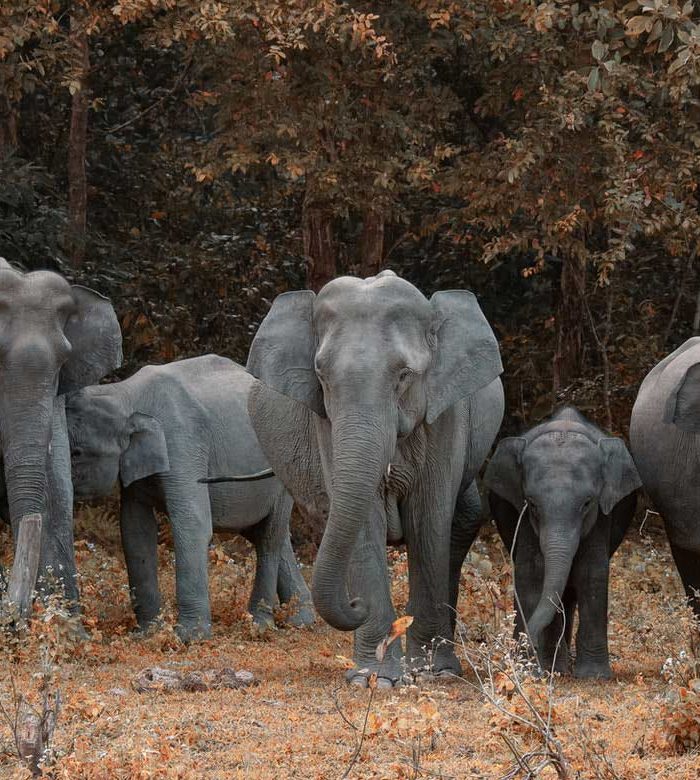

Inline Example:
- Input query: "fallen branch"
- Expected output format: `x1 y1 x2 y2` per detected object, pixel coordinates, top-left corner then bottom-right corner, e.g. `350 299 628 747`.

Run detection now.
133 666 256 693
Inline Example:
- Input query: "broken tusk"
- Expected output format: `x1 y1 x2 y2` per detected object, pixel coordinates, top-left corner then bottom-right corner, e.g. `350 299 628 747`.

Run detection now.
386 464 392 478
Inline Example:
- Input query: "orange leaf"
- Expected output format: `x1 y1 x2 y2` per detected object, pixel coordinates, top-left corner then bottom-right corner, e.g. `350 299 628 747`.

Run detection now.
376 615 414 662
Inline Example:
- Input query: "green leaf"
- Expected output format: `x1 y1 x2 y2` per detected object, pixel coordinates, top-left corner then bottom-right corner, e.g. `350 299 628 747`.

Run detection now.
592 40 608 61
648 19 663 43
587 66 601 91
658 24 674 52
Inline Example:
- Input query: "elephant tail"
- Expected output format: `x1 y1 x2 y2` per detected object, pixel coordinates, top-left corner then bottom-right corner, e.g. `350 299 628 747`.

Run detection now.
199 468 276 484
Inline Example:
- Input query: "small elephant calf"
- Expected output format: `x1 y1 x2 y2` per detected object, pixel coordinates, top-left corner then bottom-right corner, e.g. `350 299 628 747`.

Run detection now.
484 406 641 678
66 355 314 641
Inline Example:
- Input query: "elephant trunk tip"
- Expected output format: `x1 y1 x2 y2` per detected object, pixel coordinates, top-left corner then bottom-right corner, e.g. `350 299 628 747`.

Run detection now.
311 587 368 632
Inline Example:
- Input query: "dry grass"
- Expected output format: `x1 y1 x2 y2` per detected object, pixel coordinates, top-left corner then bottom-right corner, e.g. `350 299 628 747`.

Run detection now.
0 505 698 779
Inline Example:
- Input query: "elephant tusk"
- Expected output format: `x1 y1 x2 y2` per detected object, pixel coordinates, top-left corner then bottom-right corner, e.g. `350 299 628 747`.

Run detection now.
198 468 276 484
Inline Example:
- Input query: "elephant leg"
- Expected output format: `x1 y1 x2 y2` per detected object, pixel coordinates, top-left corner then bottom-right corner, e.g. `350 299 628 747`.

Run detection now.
570 525 612 679
449 481 482 637
242 513 283 630
274 493 314 627
405 497 459 678
346 509 399 687
669 543 700 621
39 397 80 612
165 484 213 642
277 533 314 627
120 486 161 631
538 585 574 675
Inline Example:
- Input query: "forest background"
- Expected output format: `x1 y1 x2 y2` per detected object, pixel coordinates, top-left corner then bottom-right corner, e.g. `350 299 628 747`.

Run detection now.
2 0 700 447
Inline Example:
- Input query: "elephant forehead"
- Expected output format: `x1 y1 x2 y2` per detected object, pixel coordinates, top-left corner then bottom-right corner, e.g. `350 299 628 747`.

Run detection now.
315 275 430 323
0 269 72 308
523 432 600 479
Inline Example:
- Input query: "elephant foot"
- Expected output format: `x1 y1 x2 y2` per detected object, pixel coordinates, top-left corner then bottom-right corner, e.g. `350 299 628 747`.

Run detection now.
175 620 212 643
345 648 403 688
405 638 462 681
132 615 165 637
539 646 572 676
574 658 612 680
284 603 315 628
250 607 276 631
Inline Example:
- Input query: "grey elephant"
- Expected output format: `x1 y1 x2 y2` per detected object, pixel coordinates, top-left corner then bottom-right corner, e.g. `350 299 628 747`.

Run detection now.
0 259 122 613
234 271 504 686
630 337 700 620
65 354 314 641
484 407 641 678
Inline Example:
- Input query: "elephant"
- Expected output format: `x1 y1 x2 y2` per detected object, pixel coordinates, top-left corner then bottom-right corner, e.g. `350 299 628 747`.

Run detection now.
234 270 504 686
630 337 700 621
484 406 641 678
65 354 314 641
0 259 122 614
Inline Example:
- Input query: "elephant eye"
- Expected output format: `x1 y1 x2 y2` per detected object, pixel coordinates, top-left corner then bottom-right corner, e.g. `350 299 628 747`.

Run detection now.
396 367 414 393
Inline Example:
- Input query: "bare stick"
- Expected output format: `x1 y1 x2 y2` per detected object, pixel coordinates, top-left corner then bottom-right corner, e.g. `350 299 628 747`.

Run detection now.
5 514 42 621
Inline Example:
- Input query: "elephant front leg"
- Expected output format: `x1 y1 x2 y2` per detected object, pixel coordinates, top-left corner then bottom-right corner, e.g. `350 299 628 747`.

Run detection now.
570 527 612 679
120 486 161 632
41 397 80 613
448 481 482 637
405 508 460 679
346 518 398 688
165 486 213 642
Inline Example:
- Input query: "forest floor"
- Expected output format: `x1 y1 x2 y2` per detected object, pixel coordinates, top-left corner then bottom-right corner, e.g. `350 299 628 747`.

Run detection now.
1 503 699 779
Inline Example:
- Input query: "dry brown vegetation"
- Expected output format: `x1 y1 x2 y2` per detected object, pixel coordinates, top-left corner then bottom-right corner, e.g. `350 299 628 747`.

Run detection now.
1 504 699 779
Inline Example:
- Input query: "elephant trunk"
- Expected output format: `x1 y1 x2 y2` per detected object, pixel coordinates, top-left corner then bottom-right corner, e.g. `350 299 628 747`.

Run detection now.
311 408 395 631
526 531 577 654
0 348 57 613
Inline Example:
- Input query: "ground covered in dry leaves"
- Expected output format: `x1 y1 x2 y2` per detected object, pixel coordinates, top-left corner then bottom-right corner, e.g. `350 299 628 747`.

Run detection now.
1 502 699 779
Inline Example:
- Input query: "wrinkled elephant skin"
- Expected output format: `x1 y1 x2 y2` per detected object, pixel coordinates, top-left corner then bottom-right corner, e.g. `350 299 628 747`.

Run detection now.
66 355 313 642
0 259 121 616
244 271 505 685
485 406 640 679
630 337 700 621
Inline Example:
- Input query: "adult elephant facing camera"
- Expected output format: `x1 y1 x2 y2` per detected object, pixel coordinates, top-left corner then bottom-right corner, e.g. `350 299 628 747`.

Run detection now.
246 271 504 686
0 259 122 614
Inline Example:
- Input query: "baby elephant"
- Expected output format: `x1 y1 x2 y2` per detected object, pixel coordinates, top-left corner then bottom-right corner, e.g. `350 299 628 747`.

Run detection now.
66 355 314 641
484 407 640 678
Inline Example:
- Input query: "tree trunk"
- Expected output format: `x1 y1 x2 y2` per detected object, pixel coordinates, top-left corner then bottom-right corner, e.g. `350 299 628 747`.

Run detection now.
359 209 385 277
303 203 336 292
0 93 18 158
67 14 89 267
553 254 586 393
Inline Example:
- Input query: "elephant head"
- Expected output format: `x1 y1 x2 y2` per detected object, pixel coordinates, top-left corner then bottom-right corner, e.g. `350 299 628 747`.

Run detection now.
0 262 121 592
246 271 502 631
66 385 170 498
484 424 640 653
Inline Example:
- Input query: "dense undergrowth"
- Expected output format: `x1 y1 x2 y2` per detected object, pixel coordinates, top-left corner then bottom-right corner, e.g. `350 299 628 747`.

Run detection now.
0 505 698 779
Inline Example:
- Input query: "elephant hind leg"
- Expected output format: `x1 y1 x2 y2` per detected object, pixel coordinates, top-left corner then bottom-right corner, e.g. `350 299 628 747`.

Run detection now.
670 543 700 620
275 494 314 627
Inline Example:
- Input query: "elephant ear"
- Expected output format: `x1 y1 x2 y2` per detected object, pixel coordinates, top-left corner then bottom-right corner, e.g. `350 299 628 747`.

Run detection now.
598 437 642 516
120 413 170 488
59 285 123 393
483 437 527 509
426 290 503 424
246 290 325 418
665 361 700 433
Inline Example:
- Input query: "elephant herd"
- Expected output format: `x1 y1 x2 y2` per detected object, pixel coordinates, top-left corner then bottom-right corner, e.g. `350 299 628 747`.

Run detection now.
1 261 699 687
